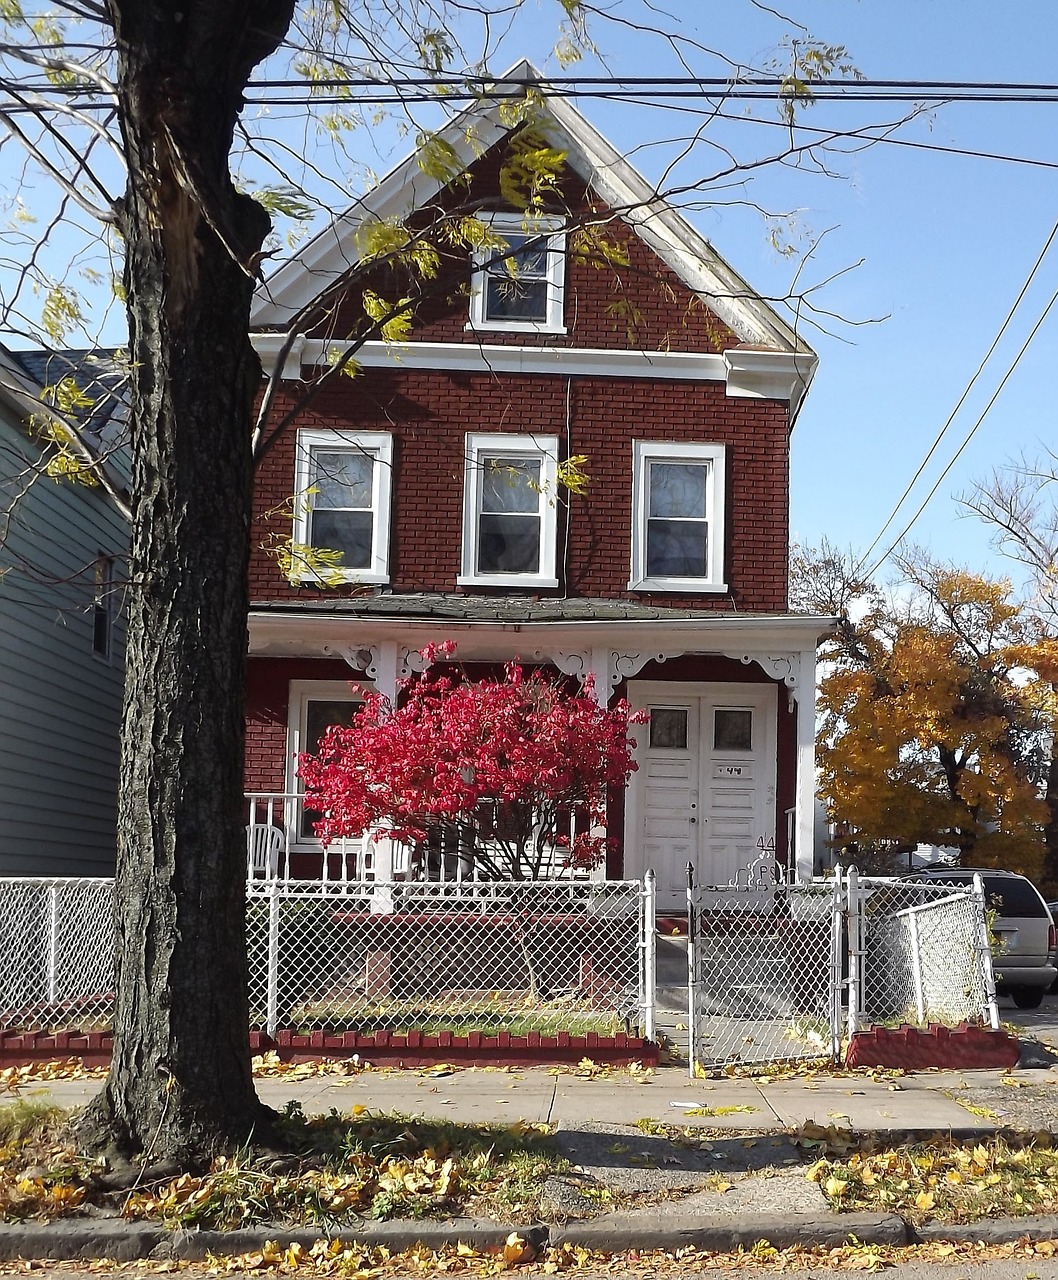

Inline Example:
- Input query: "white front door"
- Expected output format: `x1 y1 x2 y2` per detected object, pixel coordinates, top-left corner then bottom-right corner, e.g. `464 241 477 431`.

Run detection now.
628 682 777 911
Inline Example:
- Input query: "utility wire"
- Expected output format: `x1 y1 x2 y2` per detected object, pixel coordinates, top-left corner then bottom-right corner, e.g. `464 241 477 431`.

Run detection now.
10 74 1058 104
853 216 1058 578
860 279 1058 580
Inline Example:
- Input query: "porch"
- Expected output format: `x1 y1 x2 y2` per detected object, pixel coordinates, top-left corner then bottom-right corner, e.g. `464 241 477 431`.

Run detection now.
246 602 831 890
244 792 603 888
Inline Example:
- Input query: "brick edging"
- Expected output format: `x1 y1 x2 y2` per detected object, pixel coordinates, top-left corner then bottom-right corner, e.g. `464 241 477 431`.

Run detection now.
846 1023 1020 1071
0 1027 657 1070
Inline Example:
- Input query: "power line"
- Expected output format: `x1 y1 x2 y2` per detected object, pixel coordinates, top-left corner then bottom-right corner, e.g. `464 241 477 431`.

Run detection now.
11 73 1058 105
854 216 1058 578
860 279 1058 580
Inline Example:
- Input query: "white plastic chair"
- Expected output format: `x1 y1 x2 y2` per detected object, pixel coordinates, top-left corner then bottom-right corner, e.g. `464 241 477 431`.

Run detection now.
246 823 284 880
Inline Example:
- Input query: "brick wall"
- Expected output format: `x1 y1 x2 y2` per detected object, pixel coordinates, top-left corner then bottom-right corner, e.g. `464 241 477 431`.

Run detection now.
251 138 793 611
319 149 741 356
249 372 790 610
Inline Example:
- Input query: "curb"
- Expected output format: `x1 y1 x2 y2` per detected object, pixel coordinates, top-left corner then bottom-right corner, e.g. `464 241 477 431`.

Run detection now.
551 1212 910 1251
913 1216 1058 1244
3 1212 1058 1261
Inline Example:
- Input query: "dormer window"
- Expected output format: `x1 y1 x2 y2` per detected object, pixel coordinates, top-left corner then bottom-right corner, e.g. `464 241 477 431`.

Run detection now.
468 215 566 334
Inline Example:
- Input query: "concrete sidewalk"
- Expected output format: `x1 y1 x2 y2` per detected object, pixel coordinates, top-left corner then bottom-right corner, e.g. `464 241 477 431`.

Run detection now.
3 1060 1058 1262
17 1059 1050 1132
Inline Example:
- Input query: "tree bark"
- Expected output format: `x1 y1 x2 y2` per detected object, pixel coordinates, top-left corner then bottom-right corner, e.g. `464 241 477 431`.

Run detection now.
78 0 294 1163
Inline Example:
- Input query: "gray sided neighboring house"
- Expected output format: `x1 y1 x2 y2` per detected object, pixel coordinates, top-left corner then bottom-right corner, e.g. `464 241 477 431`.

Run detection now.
0 347 129 875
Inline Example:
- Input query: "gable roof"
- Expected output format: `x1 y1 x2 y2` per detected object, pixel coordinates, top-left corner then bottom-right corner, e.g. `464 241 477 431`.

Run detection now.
0 345 131 518
251 60 815 361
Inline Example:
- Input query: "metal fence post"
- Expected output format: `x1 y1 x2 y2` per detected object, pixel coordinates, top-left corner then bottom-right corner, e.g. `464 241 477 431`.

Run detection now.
266 883 281 1037
47 883 59 1004
973 872 1001 1030
686 862 696 1079
845 865 861 1041
829 869 844 1064
908 910 927 1024
641 871 656 1043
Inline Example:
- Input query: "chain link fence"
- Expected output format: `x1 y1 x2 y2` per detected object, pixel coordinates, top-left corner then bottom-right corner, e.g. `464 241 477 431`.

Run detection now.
246 878 654 1038
688 864 998 1074
0 876 654 1042
688 865 843 1070
0 878 114 1032
846 870 997 1034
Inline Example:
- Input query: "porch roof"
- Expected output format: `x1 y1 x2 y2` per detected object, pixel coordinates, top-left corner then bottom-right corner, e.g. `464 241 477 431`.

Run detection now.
248 596 836 673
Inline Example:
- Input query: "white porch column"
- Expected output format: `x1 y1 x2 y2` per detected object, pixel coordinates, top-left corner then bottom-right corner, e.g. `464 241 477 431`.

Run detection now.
587 647 613 705
793 647 818 883
364 641 401 899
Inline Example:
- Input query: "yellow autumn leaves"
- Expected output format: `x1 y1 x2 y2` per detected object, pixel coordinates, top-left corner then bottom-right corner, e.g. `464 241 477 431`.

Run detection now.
814 563 1056 871
808 1134 1058 1222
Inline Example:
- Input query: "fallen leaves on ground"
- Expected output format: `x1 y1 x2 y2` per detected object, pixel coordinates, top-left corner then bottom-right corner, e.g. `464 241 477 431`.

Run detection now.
251 1053 374 1080
19 1236 1058 1276
546 1059 654 1083
806 1129 1058 1223
0 1058 105 1089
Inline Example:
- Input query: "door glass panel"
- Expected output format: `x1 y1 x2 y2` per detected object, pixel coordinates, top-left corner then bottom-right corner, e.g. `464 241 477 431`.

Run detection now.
649 707 688 749
714 708 752 751
300 698 359 839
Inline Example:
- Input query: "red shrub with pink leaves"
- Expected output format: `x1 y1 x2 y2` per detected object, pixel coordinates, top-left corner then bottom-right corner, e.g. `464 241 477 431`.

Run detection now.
298 657 646 880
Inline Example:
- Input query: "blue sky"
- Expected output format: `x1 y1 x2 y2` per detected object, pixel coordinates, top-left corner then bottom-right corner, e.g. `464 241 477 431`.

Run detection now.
8 1 1057 591
531 1 1058 589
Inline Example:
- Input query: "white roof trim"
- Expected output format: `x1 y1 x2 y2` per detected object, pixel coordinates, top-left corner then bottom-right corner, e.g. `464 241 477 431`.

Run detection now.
248 610 835 661
251 59 815 365
250 334 814 406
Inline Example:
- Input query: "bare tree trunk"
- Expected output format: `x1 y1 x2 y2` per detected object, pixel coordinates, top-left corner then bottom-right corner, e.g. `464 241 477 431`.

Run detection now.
78 0 294 1163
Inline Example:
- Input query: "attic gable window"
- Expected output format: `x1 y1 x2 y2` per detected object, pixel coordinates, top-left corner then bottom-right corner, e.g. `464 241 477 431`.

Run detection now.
459 433 559 589
468 215 566 334
629 441 728 593
292 429 393 585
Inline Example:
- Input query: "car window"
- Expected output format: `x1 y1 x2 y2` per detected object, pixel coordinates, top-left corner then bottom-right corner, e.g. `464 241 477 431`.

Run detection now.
980 878 1049 917
915 872 1048 917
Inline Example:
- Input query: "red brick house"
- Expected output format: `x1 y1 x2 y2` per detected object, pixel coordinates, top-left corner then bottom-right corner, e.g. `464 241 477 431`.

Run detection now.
244 63 831 910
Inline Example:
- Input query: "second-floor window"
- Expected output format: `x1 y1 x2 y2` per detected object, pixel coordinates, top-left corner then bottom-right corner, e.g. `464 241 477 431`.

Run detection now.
468 215 566 333
629 441 727 592
460 433 559 589
292 429 393 584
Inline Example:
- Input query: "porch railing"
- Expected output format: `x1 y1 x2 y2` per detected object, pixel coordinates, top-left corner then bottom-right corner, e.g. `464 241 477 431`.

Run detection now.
245 792 603 890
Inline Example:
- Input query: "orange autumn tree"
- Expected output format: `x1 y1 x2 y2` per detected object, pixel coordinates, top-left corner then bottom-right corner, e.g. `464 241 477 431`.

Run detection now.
794 546 1050 874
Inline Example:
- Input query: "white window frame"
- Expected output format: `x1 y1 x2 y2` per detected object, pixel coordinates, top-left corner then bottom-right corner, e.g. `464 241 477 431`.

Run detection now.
292 429 393 584
286 679 367 848
459 432 560 589
467 214 567 334
629 440 728 593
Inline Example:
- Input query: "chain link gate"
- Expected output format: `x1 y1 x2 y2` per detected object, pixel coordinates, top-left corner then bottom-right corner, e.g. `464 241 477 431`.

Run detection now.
687 862 999 1074
688 859 843 1072
845 869 999 1036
